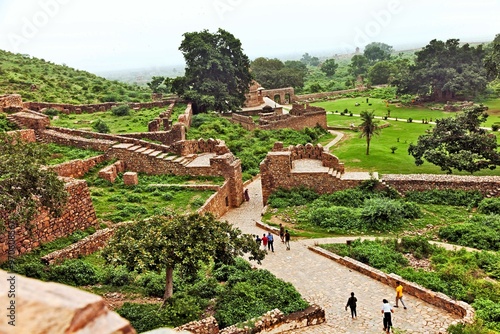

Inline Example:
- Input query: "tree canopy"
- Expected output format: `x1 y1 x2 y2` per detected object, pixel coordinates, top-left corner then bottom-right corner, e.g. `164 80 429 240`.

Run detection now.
176 29 252 112
348 55 370 80
320 59 339 77
408 107 500 174
363 42 393 63
250 57 308 90
359 110 380 155
103 213 266 303
485 34 500 80
0 133 67 232
396 39 487 101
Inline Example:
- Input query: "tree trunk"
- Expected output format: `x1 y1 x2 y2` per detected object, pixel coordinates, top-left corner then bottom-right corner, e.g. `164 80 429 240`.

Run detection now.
366 138 370 155
162 266 174 306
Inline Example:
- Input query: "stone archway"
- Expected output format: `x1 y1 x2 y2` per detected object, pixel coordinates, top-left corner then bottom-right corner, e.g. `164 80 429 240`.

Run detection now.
274 94 281 104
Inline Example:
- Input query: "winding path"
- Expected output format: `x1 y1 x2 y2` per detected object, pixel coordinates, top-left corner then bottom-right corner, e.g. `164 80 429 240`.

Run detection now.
221 178 462 334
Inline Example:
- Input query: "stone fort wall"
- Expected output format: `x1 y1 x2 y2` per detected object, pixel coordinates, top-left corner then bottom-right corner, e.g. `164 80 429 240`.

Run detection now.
0 178 99 262
24 100 172 114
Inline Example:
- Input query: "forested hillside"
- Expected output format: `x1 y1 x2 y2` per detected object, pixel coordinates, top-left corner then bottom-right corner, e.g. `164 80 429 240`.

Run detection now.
0 49 152 104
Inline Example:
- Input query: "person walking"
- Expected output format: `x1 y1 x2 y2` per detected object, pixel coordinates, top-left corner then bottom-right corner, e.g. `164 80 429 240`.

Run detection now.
284 230 291 250
267 232 274 252
345 292 357 319
279 223 285 243
261 233 268 250
255 234 261 246
395 281 407 309
381 299 394 333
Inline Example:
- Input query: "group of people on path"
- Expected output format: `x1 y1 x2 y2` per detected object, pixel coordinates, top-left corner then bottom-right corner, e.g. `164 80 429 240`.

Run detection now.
255 224 290 252
345 281 407 333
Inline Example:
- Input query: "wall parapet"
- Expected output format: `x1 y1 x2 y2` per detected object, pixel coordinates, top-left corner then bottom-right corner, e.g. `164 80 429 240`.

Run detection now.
308 246 474 323
47 155 107 178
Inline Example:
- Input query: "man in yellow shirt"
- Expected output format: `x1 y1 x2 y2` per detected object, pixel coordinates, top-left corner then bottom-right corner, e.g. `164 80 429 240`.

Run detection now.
395 281 407 309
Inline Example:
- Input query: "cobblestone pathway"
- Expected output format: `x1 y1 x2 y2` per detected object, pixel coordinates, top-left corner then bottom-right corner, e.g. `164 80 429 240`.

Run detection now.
221 178 461 334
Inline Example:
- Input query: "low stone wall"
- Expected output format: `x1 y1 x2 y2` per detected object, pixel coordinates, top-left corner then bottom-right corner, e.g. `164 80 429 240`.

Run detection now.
176 305 324 334
178 103 193 129
0 270 136 334
382 174 500 197
0 178 99 261
41 228 115 265
259 110 327 131
6 129 36 142
8 110 50 129
309 246 474 323
98 161 125 183
197 181 232 218
48 155 107 178
231 113 256 130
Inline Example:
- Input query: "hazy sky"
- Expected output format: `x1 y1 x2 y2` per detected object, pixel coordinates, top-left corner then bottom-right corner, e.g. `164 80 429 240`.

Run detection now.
0 0 499 73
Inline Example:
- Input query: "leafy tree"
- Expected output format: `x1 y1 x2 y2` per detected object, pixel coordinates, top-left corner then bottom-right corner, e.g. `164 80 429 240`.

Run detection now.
250 58 308 90
485 34 500 80
177 29 252 113
368 60 393 85
398 39 487 101
348 55 369 80
320 59 339 77
147 76 173 94
363 42 393 63
408 107 500 173
359 110 380 155
102 213 266 304
0 133 67 236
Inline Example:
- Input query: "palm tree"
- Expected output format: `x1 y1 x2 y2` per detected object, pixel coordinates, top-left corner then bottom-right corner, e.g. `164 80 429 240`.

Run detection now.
359 110 380 155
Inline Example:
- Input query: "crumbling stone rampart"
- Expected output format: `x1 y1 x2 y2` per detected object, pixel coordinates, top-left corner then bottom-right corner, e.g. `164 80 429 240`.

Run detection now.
48 155 107 178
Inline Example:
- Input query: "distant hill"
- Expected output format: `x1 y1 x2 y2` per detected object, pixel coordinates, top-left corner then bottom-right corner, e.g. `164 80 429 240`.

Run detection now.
0 49 152 104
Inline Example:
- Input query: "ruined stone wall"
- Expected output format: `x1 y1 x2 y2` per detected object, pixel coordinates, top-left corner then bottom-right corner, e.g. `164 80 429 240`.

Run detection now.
24 100 171 114
0 270 136 334
6 129 36 142
262 87 295 104
259 110 327 131
197 181 232 218
117 123 185 145
38 129 117 152
177 103 193 129
170 138 230 157
8 110 50 129
0 94 24 112
382 174 500 197
231 113 256 130
309 246 474 322
0 178 99 262
48 155 107 178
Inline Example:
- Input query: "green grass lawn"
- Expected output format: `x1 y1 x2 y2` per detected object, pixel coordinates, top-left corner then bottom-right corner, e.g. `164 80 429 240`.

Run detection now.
326 116 500 176
45 143 103 165
50 107 165 134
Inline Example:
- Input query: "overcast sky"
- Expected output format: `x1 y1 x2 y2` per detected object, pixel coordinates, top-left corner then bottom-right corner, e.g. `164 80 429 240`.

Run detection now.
0 0 499 73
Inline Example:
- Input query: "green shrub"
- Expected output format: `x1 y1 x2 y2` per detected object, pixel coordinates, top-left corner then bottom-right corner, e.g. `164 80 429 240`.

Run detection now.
100 265 134 286
359 198 405 231
117 303 170 333
473 299 500 331
48 259 98 286
111 105 131 116
438 222 500 251
305 206 360 232
44 108 59 116
399 236 435 259
126 194 142 203
268 187 320 208
404 190 483 207
447 320 496 334
13 262 48 280
138 271 165 297
92 119 110 133
400 201 422 219
478 198 500 215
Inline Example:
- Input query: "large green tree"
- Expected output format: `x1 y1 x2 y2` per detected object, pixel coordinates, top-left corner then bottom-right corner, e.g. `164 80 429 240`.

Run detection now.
408 107 500 174
177 29 252 112
363 42 393 63
0 133 67 238
485 34 500 79
398 39 487 101
320 59 339 77
103 213 265 304
250 58 307 90
348 55 370 81
359 110 380 155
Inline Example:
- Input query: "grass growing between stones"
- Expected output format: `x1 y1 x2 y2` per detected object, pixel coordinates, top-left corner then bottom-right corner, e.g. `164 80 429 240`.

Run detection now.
45 143 103 165
50 107 165 133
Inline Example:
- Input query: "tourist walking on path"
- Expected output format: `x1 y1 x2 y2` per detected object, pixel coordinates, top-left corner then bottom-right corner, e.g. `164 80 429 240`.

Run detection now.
267 232 274 252
255 234 261 246
261 233 268 250
284 230 290 250
395 281 407 309
382 299 394 333
345 292 357 319
279 223 285 243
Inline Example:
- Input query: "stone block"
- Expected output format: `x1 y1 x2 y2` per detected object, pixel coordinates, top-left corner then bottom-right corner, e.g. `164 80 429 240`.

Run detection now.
123 172 138 185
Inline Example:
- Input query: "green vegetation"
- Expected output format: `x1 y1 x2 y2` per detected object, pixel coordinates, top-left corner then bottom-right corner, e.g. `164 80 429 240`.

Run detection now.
186 113 328 176
0 113 18 132
50 106 166 133
85 169 221 223
0 49 150 103
45 143 102 165
321 238 500 331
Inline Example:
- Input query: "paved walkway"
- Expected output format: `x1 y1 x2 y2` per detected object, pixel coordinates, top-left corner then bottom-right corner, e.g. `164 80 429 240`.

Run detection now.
221 178 461 334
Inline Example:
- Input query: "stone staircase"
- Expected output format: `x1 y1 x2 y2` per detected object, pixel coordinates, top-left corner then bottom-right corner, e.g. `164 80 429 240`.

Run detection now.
486 187 500 198
6 114 24 129
327 167 343 179
380 179 404 197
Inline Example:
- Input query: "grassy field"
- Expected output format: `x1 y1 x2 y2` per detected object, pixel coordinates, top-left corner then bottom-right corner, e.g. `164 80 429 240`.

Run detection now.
323 115 500 176
313 97 500 127
46 143 103 165
50 107 164 133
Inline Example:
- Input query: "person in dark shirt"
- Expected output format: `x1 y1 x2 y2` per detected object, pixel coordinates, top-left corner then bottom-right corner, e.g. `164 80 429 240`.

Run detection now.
345 292 357 319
